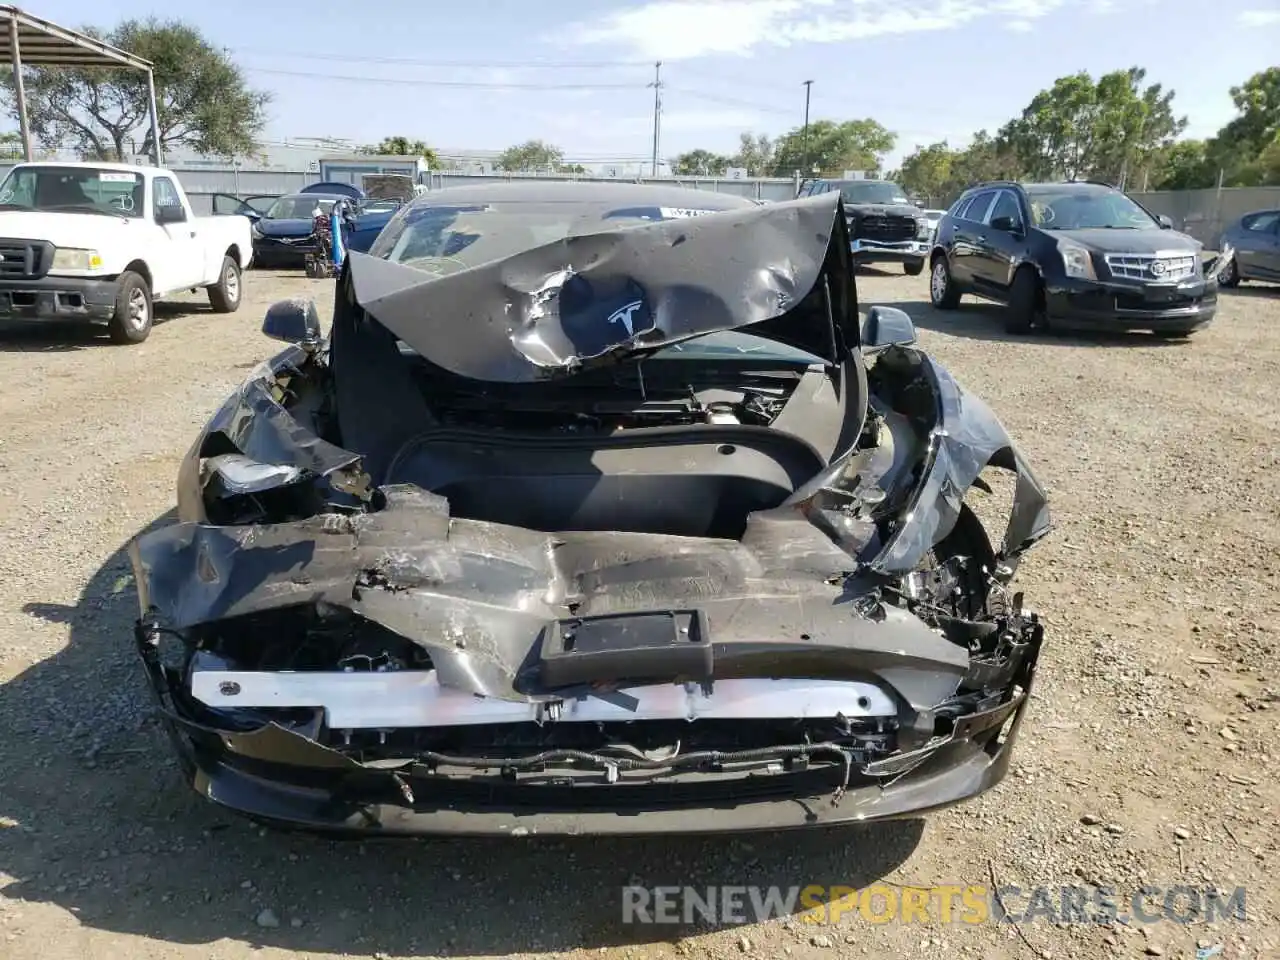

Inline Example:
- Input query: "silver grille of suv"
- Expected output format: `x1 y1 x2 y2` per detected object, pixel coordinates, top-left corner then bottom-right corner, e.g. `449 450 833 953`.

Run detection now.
1103 252 1198 283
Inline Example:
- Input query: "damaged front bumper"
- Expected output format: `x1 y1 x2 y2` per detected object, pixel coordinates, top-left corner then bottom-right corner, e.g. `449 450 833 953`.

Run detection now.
134 618 1043 836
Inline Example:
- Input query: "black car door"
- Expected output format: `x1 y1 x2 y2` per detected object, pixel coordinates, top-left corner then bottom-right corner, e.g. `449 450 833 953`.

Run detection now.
972 189 1028 297
950 190 996 286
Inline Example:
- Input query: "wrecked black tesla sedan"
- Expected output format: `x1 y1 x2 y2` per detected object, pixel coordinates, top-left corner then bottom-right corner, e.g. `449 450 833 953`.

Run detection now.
128 182 1051 837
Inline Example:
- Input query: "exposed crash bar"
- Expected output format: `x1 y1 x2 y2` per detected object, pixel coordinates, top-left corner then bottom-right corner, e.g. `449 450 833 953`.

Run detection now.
190 663 899 729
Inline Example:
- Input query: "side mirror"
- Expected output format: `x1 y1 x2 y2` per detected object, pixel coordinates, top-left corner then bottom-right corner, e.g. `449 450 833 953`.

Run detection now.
155 203 186 225
1157 214 1174 229
262 298 322 348
861 305 917 353
990 215 1022 234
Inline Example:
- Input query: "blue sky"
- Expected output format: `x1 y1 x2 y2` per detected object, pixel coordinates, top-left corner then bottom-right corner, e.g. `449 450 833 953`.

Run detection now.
20 0 1280 167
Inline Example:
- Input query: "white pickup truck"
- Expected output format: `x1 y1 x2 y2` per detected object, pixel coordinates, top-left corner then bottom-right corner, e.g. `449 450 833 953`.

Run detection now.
0 161 254 343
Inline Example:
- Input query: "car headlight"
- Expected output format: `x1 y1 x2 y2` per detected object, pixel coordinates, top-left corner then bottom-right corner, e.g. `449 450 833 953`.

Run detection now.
916 218 932 239
1056 237 1096 280
51 247 103 271
251 221 263 239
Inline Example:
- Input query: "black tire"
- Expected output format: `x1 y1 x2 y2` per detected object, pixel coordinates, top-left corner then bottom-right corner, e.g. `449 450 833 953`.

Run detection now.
107 271 153 345
929 255 961 309
1005 267 1046 334
904 260 925 276
1218 258 1240 288
208 255 242 313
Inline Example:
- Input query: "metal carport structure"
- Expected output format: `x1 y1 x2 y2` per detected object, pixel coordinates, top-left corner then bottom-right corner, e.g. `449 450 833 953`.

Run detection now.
0 4 161 164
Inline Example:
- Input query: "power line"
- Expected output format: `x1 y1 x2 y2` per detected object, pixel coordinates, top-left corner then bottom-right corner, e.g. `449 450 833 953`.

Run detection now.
243 66 645 90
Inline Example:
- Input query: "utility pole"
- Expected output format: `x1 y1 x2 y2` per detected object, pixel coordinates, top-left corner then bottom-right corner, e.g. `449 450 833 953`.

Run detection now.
801 80 813 176
650 61 663 177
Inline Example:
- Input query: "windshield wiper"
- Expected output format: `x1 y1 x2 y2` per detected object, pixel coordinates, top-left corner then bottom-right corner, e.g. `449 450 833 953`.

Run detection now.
0 202 34 211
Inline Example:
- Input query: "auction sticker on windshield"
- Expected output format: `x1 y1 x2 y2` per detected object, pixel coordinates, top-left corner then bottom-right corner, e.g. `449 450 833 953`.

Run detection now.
99 172 140 182
659 207 717 218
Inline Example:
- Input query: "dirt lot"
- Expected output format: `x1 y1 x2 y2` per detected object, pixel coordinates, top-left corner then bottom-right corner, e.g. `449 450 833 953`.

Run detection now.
0 267 1277 960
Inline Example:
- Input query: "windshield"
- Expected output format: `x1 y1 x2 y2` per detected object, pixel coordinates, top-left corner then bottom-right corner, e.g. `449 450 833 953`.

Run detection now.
0 166 145 218
371 200 734 280
266 196 338 220
838 181 910 205
1025 185 1159 230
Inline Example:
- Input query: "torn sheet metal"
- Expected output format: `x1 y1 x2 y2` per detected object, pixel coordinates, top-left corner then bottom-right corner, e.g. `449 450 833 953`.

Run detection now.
869 351 1052 576
346 192 852 382
195 344 359 478
131 485 969 711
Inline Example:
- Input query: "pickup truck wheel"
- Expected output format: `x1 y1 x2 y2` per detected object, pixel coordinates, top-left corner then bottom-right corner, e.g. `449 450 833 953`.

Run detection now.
208 256 242 313
107 272 153 344
904 260 924 276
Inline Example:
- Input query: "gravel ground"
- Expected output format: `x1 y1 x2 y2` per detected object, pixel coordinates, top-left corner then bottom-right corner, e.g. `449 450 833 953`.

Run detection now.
0 267 1277 960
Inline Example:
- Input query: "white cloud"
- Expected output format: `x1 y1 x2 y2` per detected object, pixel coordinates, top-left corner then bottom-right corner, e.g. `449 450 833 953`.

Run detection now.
1238 8 1280 25
562 0 821 61
560 0 1081 60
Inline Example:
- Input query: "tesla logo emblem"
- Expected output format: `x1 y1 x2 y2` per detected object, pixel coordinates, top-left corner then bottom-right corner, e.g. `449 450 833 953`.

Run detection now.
607 300 644 336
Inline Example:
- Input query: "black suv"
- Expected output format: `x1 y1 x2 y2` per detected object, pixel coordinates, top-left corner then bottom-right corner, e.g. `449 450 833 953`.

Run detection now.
928 180 1223 336
798 178 930 274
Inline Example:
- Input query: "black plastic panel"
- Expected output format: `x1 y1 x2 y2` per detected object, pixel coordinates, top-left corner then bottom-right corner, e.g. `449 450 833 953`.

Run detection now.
538 610 712 687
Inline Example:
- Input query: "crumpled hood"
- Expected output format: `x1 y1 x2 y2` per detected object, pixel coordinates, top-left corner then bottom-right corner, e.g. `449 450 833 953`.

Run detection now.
257 218 315 239
1053 227 1201 254
0 210 134 247
345 192 857 382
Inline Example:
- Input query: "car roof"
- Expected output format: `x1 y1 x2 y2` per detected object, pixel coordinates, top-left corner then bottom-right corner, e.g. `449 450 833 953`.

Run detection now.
964 180 1123 193
821 178 902 186
409 180 756 210
14 160 149 175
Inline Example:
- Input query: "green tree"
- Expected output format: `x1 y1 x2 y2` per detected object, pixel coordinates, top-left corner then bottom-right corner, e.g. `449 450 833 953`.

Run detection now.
998 68 1185 182
730 131 773 176
0 130 22 159
671 149 730 176
1 18 269 160
895 141 956 203
1204 68 1280 185
1227 138 1280 186
495 139 564 172
1145 139 1214 190
360 136 440 166
769 119 895 176
1213 68 1280 159
941 130 1024 197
